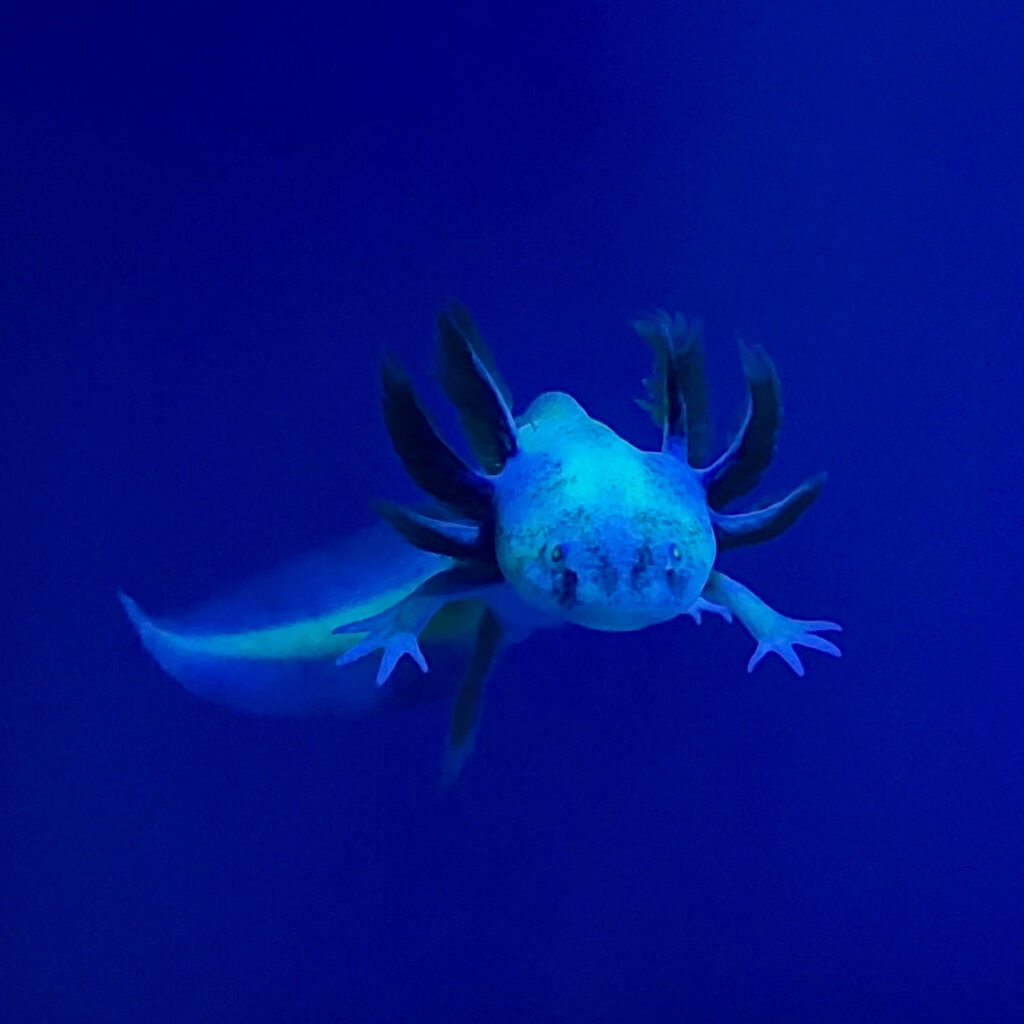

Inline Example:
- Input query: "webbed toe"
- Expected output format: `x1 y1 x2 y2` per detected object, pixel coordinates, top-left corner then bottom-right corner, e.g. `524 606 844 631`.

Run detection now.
747 618 842 676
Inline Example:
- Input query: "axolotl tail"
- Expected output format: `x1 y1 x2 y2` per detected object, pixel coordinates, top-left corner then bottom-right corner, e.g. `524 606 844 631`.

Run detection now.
119 525 478 715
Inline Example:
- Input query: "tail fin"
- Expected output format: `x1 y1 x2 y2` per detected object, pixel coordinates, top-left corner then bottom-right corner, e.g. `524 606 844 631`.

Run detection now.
119 528 476 714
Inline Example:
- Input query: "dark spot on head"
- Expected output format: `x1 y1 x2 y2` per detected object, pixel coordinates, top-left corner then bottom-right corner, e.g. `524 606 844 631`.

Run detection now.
555 568 578 607
665 565 688 596
631 545 652 591
595 552 620 597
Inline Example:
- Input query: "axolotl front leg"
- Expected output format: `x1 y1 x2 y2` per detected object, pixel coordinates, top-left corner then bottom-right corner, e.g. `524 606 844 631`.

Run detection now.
701 570 841 677
334 570 536 684
334 569 552 782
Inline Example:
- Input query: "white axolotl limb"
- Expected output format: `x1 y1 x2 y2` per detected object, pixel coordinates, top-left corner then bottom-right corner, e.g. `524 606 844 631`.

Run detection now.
702 569 841 676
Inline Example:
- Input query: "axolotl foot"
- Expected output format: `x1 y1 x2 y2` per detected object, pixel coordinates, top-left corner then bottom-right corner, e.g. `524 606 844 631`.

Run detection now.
746 614 841 677
701 570 842 677
687 596 733 626
334 600 436 686
332 566 501 687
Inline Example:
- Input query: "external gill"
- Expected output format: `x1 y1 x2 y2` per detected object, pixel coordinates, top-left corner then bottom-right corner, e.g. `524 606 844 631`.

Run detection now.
636 316 827 552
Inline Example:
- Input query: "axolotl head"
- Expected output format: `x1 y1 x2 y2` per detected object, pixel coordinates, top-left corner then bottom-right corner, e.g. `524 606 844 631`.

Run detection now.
492 393 715 631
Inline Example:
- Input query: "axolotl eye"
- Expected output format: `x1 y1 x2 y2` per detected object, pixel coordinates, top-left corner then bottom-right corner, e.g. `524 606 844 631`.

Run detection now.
549 542 567 564
662 540 693 598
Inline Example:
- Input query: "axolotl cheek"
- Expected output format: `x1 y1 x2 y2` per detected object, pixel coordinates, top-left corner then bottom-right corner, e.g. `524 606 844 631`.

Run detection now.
639 537 709 611
513 540 578 612
494 533 579 619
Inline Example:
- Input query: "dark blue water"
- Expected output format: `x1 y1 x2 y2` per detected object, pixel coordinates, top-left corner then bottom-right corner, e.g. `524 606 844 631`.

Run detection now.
5 3 1022 1021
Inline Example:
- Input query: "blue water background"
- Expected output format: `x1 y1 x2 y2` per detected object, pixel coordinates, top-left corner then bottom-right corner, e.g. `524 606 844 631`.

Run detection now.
4 3 1022 1020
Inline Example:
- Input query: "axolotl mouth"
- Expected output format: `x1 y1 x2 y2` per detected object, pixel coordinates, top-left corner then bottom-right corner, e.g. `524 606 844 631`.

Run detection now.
499 513 716 632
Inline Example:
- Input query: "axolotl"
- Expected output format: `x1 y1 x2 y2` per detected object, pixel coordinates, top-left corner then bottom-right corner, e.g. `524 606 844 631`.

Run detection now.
121 305 840 778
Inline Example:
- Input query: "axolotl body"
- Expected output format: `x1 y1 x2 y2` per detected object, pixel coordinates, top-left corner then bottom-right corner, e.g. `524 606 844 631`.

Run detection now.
122 305 840 777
